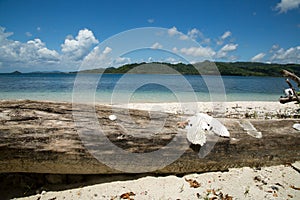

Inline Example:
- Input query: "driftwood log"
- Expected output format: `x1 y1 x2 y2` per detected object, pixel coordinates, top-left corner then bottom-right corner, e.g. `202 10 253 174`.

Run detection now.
0 100 300 174
281 69 300 86
279 96 299 104
279 79 300 104
279 70 300 104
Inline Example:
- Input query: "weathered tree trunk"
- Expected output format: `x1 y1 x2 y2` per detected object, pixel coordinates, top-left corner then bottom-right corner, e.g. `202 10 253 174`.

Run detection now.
279 79 300 104
281 69 300 87
280 70 300 104
0 100 299 174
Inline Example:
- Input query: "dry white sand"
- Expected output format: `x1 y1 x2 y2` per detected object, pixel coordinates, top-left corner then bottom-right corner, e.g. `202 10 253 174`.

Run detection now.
17 162 300 200
110 101 299 118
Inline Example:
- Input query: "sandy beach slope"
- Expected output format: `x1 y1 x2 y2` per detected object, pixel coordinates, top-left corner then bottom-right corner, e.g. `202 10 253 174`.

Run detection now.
17 162 300 200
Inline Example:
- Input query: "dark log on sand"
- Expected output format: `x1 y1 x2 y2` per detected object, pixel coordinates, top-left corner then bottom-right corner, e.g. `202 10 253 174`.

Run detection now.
279 78 300 104
279 96 299 104
285 79 300 103
0 100 299 174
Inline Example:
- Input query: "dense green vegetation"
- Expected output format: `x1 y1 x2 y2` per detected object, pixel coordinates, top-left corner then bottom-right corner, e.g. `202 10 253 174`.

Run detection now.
74 61 300 77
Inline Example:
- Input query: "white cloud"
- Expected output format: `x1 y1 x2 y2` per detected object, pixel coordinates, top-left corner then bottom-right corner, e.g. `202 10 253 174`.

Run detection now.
147 18 154 23
61 28 99 61
81 46 113 69
186 28 211 45
180 46 216 58
0 27 13 43
270 46 300 63
179 34 189 40
202 38 211 45
37 27 41 31
25 32 32 37
228 55 238 61
217 31 232 45
216 40 223 46
187 28 200 39
275 0 300 13
221 31 232 40
167 27 211 46
114 56 131 65
151 42 163 49
216 51 227 59
168 26 180 36
82 46 131 69
172 28 208 43
0 27 60 67
0 40 21 62
168 26 196 40
166 27 238 61
102 46 112 54
216 43 238 59
249 45 300 64
0 27 105 71
220 43 238 52
148 57 153 62
251 53 266 62
21 39 60 62
165 57 182 64
269 44 280 54
272 44 280 50
38 47 59 59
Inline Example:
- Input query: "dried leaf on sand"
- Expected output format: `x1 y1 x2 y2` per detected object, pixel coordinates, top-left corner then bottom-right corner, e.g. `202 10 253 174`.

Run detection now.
185 178 201 188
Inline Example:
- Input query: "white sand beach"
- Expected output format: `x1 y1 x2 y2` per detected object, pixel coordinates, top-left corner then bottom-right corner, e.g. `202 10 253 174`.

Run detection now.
16 162 300 200
111 101 300 119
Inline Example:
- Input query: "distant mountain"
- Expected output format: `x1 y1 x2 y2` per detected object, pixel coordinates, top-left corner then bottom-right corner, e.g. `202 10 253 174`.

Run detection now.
29 70 65 74
74 61 300 77
11 71 22 74
69 68 106 74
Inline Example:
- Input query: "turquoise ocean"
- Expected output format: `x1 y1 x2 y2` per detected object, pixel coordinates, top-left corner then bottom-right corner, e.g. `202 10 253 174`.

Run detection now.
0 73 288 103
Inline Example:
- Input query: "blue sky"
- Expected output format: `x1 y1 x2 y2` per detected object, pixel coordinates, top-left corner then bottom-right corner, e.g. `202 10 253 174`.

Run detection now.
0 0 299 72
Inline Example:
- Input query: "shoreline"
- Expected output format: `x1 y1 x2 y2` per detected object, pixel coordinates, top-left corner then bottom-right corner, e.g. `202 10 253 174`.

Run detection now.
1 99 299 119
105 101 300 119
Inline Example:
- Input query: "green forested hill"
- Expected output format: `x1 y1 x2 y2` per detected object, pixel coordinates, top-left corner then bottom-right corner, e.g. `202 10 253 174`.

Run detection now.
74 61 300 77
215 62 300 76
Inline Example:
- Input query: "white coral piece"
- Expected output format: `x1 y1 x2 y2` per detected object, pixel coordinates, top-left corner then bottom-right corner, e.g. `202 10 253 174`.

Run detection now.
185 113 230 146
108 114 117 121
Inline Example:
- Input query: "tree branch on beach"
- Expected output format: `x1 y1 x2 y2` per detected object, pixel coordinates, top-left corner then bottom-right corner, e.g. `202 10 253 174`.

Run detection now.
279 70 300 104
281 69 300 87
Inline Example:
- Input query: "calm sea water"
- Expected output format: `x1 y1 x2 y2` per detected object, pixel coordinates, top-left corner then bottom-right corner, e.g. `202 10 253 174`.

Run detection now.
0 73 287 103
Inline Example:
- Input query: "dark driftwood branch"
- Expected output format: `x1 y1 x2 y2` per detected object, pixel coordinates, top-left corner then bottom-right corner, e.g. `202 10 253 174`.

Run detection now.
281 69 300 87
279 70 300 104
287 79 300 104
0 100 300 174
279 96 299 104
